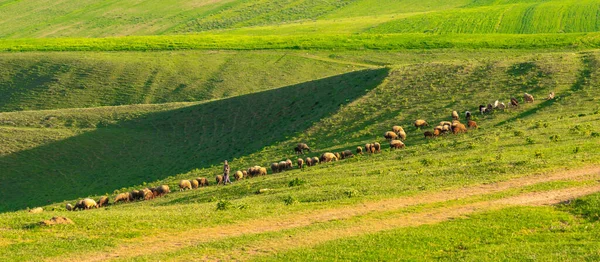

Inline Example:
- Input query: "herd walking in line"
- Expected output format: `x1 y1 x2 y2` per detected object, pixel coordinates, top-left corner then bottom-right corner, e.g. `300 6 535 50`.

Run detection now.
64 92 548 211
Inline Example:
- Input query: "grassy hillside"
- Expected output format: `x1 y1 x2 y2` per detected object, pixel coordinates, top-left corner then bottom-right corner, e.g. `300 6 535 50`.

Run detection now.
0 51 364 111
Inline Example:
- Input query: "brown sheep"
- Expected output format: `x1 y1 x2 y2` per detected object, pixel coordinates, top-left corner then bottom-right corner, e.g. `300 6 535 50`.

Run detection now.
424 131 434 138
510 97 519 107
398 130 407 141
286 159 293 169
191 179 199 189
196 177 209 187
278 161 287 172
242 170 248 178
305 157 313 167
179 180 192 191
65 203 73 211
74 198 97 210
390 140 405 149
365 143 372 154
524 93 534 103
216 175 224 185
297 158 304 169
414 120 428 128
342 150 354 159
453 123 467 134
152 185 170 198
334 152 342 160
131 190 142 201
271 162 279 173
247 166 258 177
392 126 404 134
452 111 459 120
114 192 131 204
357 146 363 154
234 170 244 180
373 142 381 153
433 129 441 137
547 92 555 100
384 131 398 141
97 196 109 207
312 157 320 165
467 120 478 129
320 152 338 163
141 188 154 200
294 143 311 154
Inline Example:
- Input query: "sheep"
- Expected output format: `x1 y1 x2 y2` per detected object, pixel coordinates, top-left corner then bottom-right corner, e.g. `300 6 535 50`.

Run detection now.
453 123 467 134
494 100 499 108
259 167 267 176
97 196 109 207
365 143 372 154
392 126 404 134
357 146 363 154
479 105 487 114
65 203 73 211
342 150 353 159
390 140 405 149
191 179 199 189
153 185 170 197
114 192 131 204
510 97 519 107
179 180 192 191
373 142 381 153
334 152 342 160
524 93 534 103
451 120 461 128
440 121 452 127
547 92 555 100
424 131 435 138
196 177 209 187
312 157 319 165
397 130 407 141
486 104 493 113
297 158 304 169
286 159 293 170
141 188 154 200
216 175 224 185
247 166 258 177
497 102 506 110
294 143 311 154
320 152 338 163
433 128 441 137
74 198 97 210
452 111 459 120
384 131 398 141
414 119 428 128
305 157 313 167
467 120 478 129
278 161 287 172
441 125 451 133
271 162 279 173
234 170 244 180
465 111 472 120
130 190 142 201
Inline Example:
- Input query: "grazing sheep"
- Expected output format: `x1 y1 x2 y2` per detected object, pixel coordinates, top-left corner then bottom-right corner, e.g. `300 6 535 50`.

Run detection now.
384 131 398 141
130 190 142 201
271 162 279 173
153 185 170 197
373 142 381 153
357 146 363 154
524 93 534 103
494 100 499 108
74 198 97 210
242 170 248 178
510 97 519 107
286 159 293 170
179 180 192 191
414 119 428 128
451 120 461 128
141 188 154 200
452 111 459 120
114 192 131 204
294 143 311 154
465 111 472 120
65 203 73 211
259 167 267 176
398 130 407 141
453 123 467 134
320 152 338 163
191 179 199 189
342 150 353 159
334 152 342 160
424 131 435 138
235 170 244 180
216 175 224 185
97 196 109 207
547 92 555 100
312 157 320 165
467 120 478 129
247 166 258 177
392 126 404 134
497 102 506 110
297 158 304 169
305 157 313 167
196 177 209 187
278 161 287 172
486 104 493 113
442 125 451 133
365 143 372 154
390 140 405 149
479 105 487 114
433 129 442 137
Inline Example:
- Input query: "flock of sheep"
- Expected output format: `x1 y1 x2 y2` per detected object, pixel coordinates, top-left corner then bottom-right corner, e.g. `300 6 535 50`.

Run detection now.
65 92 546 211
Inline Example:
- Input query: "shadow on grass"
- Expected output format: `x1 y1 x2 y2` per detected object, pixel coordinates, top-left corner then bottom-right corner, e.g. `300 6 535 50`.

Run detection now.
0 68 389 212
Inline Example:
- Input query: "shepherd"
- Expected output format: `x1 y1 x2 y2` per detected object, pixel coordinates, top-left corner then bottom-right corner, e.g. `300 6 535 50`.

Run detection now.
223 160 231 185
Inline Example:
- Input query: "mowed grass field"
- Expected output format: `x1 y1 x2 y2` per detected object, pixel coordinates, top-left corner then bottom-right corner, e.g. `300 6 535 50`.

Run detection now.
3 0 600 260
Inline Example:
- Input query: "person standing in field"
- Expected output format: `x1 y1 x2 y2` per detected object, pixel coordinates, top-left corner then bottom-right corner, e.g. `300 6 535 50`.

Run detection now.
223 160 231 185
